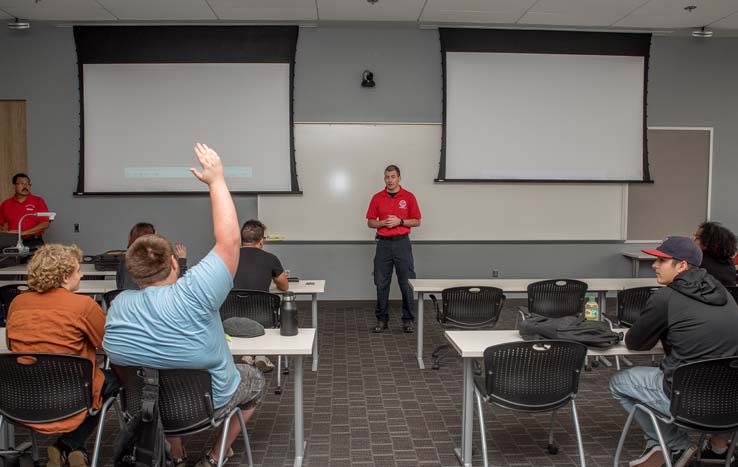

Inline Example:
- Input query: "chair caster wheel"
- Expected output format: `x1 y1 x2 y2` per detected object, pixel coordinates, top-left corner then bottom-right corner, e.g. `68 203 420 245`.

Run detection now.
591 359 599 368
432 363 440 370
282 368 289 375
275 388 282 395
547 443 559 455
585 364 592 372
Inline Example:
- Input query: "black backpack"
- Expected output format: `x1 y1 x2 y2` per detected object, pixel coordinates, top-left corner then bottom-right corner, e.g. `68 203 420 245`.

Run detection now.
113 368 172 467
519 314 624 348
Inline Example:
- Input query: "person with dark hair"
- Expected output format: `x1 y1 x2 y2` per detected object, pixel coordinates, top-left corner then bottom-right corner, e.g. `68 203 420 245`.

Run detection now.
0 173 51 249
609 237 738 467
104 144 265 467
694 221 737 286
232 219 288 372
366 164 421 334
116 223 186 290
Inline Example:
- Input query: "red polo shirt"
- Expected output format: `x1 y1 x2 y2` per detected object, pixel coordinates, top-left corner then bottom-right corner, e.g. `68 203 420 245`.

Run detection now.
0 194 50 237
366 186 421 237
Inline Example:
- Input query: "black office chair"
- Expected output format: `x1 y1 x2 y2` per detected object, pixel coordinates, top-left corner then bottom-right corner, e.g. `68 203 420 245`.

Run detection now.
219 290 285 394
517 279 589 325
0 283 28 326
615 286 661 327
473 340 588 466
0 354 117 467
614 356 738 467
103 288 126 310
113 365 253 467
429 286 505 370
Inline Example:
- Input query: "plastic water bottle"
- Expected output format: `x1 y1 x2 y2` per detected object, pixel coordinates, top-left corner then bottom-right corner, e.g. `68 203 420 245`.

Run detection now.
280 292 299 336
584 295 599 321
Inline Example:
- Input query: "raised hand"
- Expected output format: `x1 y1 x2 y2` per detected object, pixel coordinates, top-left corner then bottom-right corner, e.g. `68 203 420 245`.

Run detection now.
190 143 225 185
175 243 187 259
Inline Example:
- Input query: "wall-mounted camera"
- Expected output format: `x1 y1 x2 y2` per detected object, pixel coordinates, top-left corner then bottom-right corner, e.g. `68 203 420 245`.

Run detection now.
361 70 375 88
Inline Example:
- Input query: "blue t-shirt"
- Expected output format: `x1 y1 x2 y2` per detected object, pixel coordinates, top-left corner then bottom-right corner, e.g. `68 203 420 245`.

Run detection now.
103 250 236 408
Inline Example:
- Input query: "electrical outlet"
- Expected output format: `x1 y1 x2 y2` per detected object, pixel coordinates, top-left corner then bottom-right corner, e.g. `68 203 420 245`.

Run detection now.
74 223 80 233
492 269 500 278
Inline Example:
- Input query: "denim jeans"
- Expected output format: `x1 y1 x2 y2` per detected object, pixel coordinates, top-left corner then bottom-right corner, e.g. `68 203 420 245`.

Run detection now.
373 235 416 323
609 366 691 452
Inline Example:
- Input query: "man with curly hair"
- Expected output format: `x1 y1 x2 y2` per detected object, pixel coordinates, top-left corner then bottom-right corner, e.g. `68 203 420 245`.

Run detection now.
6 244 117 467
694 221 737 286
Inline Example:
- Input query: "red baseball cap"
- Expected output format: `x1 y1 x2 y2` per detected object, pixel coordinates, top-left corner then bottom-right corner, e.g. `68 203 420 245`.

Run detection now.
642 236 703 267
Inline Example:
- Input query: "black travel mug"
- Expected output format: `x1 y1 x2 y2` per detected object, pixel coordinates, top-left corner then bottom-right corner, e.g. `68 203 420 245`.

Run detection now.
280 292 298 336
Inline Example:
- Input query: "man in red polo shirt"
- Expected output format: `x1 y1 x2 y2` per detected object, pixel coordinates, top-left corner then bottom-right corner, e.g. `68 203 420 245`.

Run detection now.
366 164 421 333
0 173 51 249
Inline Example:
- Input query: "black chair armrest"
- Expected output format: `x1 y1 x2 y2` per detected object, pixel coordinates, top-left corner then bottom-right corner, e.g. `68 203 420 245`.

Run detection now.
473 359 483 377
429 294 441 320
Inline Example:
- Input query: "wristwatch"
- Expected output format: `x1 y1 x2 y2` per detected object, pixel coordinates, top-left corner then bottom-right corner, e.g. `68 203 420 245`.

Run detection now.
400 219 405 226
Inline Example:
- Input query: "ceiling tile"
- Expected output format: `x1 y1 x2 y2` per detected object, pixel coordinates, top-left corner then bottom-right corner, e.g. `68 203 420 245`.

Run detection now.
317 0 425 21
420 0 536 24
710 9 738 28
0 0 116 21
615 0 738 29
519 0 649 26
98 0 217 20
209 0 317 21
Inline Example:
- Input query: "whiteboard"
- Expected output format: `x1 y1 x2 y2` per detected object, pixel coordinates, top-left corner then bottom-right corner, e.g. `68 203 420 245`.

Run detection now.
258 124 626 241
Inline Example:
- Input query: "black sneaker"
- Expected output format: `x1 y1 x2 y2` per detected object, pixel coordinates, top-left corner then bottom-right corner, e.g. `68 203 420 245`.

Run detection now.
628 445 662 467
373 320 388 333
701 440 735 463
402 321 415 333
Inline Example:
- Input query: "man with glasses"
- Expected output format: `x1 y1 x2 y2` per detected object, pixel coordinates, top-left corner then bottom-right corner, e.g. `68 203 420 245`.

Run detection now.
0 173 50 248
609 236 738 467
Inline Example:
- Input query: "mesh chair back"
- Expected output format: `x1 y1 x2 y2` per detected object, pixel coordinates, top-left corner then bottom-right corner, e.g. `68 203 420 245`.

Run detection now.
669 356 738 432
726 286 738 305
526 279 588 319
103 289 125 309
616 286 661 327
0 354 93 423
483 340 587 411
440 287 506 329
113 365 215 434
219 289 281 328
0 283 29 325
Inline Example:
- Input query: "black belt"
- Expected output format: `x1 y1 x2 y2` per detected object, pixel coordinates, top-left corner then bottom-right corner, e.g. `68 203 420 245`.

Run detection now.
377 234 408 241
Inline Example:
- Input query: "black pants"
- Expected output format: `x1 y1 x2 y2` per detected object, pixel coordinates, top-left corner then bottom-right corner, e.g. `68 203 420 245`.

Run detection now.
373 235 416 323
57 369 119 453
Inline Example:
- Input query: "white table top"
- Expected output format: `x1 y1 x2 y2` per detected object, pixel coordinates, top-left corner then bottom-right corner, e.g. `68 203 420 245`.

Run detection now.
410 278 659 293
270 280 325 294
623 252 656 261
0 280 118 295
0 263 116 277
0 328 315 356
445 329 662 358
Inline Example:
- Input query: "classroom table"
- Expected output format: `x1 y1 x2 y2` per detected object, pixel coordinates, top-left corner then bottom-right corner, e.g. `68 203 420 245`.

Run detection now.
409 278 659 369
0 280 118 297
0 263 117 279
622 252 656 277
270 280 326 371
446 329 663 467
0 328 316 467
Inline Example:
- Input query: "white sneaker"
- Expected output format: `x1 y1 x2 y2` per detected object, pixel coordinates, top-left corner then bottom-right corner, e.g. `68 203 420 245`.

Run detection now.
254 355 275 373
241 355 255 365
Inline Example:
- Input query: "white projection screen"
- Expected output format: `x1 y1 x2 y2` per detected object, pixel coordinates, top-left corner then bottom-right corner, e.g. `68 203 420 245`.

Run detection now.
444 52 644 181
82 63 292 193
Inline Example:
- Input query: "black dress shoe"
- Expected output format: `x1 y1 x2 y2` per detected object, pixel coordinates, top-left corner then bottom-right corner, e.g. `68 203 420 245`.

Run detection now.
402 321 415 333
373 320 389 333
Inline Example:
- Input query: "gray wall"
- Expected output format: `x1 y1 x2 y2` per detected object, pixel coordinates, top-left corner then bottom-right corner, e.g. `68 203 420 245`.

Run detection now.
3 26 737 299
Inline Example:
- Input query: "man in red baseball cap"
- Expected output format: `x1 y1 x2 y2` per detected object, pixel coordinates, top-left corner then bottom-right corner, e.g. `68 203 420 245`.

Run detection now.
610 236 738 467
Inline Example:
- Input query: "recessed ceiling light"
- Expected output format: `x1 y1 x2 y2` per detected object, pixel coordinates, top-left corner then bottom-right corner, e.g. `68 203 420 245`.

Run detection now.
7 18 30 30
692 26 714 38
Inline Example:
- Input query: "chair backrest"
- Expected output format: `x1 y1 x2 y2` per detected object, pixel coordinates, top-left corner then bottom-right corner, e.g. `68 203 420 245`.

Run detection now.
112 365 215 434
616 286 661 327
725 286 738 305
103 288 126 309
483 340 587 411
0 283 29 325
670 356 738 432
440 286 506 329
0 353 93 424
526 279 588 319
219 289 281 328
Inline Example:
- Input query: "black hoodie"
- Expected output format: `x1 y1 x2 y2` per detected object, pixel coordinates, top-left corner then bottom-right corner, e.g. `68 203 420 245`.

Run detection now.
626 268 738 395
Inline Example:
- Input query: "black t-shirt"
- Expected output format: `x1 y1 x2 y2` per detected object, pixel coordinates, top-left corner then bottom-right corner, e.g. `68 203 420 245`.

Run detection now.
232 247 284 292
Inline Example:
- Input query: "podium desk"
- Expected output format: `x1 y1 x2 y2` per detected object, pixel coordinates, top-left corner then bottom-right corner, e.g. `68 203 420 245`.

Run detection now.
409 278 659 369
271 280 325 371
446 329 662 467
0 328 315 467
